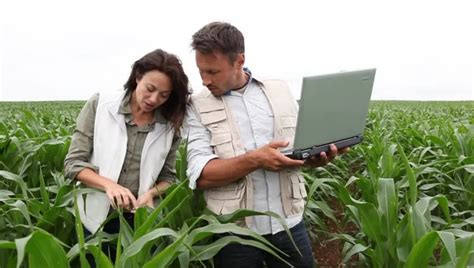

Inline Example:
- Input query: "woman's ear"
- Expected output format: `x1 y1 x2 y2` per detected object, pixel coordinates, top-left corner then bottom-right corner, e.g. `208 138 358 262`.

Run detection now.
135 72 143 84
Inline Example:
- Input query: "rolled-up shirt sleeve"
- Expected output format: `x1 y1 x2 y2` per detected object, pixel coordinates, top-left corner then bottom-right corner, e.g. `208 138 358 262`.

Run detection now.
64 93 100 180
156 133 180 184
182 104 218 189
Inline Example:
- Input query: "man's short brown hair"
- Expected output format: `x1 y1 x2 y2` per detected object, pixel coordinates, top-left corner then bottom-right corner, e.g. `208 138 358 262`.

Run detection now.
191 22 245 63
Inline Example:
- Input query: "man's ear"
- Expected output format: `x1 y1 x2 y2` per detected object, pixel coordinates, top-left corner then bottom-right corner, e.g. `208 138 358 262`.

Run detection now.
235 53 245 68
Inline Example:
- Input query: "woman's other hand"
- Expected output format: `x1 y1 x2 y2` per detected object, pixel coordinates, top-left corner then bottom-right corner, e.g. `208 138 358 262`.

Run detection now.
136 191 154 208
136 180 172 209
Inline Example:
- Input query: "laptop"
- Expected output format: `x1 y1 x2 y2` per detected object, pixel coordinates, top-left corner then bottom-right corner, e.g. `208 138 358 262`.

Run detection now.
282 68 376 160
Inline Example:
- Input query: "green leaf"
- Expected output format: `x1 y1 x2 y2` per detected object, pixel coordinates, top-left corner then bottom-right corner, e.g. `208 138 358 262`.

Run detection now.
38 166 50 211
0 170 28 198
85 245 113 268
73 188 90 268
361 203 383 242
397 210 415 262
435 195 451 224
143 231 186 268
9 200 32 229
190 235 292 267
0 189 15 201
377 178 397 259
404 231 438 268
0 240 16 249
134 180 189 239
437 231 456 267
116 228 178 268
215 209 300 256
465 217 474 225
462 164 474 174
455 235 474 268
15 230 68 268
398 144 417 206
343 243 368 263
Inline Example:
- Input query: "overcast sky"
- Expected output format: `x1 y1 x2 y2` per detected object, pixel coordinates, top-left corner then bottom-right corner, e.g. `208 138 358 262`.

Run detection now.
1 0 472 101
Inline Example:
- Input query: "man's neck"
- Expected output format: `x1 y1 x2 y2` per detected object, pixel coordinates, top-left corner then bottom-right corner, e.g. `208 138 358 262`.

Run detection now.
231 71 250 91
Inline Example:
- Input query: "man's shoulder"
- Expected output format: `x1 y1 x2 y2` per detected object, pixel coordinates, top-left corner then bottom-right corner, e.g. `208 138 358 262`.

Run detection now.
191 87 213 100
250 74 289 90
190 88 224 114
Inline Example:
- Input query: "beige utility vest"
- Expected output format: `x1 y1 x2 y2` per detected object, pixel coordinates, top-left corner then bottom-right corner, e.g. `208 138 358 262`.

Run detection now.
192 79 307 226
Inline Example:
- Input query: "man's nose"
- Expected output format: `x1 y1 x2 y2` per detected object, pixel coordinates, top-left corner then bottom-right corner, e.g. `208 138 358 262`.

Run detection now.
201 74 211 87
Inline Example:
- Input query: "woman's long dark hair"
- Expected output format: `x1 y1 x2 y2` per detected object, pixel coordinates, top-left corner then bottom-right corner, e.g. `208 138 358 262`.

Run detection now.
123 49 191 132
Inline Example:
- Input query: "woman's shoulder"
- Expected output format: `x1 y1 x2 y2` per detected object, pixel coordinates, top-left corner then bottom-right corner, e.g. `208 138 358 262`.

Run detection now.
88 92 100 103
79 92 100 115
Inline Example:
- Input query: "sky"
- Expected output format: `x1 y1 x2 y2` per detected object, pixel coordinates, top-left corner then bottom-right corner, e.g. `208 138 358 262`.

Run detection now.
1 0 473 101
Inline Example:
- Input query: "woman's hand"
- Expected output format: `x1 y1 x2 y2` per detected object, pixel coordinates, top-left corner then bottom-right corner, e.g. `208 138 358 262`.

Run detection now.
76 168 138 211
136 181 172 209
104 182 138 211
137 191 154 208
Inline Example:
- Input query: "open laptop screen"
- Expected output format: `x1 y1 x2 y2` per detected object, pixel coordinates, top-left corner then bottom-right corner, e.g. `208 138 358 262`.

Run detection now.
284 68 376 160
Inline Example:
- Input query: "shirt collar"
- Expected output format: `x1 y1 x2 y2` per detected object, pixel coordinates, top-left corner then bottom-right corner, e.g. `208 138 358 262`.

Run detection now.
224 68 254 96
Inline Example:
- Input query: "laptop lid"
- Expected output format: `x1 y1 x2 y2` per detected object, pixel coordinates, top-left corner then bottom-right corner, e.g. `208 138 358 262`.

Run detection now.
287 68 376 158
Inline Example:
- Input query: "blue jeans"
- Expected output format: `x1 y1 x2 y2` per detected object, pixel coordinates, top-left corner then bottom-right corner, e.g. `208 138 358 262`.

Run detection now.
213 220 315 268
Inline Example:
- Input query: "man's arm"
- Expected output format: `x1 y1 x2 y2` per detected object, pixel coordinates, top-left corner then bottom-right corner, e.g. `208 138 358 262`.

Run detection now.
197 140 304 189
183 105 304 189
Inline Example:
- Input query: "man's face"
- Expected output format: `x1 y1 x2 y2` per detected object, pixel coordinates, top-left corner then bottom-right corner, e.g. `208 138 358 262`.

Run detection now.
195 50 244 97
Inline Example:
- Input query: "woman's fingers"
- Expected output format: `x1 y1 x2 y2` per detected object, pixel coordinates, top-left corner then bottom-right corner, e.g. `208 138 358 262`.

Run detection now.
106 186 138 210
126 191 138 210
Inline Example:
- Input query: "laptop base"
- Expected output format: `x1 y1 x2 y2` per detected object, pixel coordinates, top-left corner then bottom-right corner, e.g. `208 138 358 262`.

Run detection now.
284 135 363 160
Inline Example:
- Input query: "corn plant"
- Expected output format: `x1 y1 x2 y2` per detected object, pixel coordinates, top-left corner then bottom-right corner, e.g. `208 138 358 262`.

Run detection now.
304 101 474 266
1 100 473 266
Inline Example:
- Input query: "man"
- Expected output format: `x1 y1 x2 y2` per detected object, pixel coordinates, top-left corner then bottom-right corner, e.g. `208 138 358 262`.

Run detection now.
184 21 343 267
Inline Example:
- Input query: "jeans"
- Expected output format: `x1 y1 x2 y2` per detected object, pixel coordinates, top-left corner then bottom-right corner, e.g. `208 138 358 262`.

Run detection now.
213 220 315 268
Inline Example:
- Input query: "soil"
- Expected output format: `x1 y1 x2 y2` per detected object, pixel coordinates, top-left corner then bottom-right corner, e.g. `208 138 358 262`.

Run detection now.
311 197 359 267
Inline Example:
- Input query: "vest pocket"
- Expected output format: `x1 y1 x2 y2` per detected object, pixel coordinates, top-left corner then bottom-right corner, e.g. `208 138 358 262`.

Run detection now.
210 132 234 158
205 181 245 215
200 109 226 125
280 116 297 139
298 174 308 198
289 173 307 199
207 180 245 200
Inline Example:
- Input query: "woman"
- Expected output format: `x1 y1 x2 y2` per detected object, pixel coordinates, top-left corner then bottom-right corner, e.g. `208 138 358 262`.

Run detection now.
64 49 190 237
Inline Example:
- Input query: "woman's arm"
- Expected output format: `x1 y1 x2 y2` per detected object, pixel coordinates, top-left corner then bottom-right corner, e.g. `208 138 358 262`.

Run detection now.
64 93 137 210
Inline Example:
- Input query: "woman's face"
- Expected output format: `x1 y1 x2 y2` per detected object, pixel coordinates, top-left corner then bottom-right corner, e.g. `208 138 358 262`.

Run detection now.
134 70 172 113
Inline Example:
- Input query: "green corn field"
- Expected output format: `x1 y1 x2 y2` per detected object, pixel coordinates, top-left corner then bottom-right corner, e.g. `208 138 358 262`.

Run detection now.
0 101 473 267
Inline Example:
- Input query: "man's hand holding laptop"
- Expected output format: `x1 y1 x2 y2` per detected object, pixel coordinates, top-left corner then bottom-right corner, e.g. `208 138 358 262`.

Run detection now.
251 140 349 171
303 143 350 168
